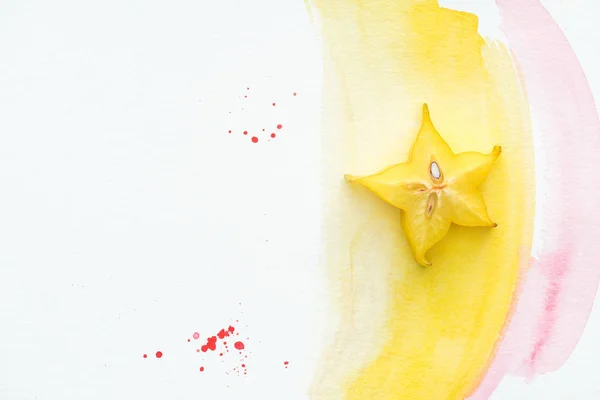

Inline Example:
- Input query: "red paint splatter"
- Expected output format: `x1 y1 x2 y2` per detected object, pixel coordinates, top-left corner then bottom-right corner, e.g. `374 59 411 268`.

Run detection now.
193 332 200 340
143 354 147 358
187 339 191 342
225 87 297 144
271 133 276 138
185 323 250 377
228 130 231 134
284 361 289 365
155 351 163 359
200 366 205 372
207 336 217 351
200 336 217 353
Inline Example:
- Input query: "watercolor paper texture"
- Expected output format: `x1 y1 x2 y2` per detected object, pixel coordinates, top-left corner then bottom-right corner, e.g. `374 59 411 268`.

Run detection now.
308 1 535 398
1 1 600 399
308 0 600 399
472 1 600 398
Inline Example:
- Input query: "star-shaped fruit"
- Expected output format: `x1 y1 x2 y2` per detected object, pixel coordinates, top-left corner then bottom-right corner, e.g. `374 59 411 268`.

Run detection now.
345 104 501 266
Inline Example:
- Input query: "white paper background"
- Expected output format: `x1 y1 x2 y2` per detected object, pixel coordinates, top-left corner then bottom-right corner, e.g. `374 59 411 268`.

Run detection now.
0 1 598 399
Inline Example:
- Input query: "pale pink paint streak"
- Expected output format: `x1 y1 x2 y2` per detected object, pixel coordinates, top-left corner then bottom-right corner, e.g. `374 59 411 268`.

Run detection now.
470 0 600 398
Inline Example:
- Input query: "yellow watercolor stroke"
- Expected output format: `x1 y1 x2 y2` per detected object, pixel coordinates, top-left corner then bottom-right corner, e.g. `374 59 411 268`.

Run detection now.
308 1 535 399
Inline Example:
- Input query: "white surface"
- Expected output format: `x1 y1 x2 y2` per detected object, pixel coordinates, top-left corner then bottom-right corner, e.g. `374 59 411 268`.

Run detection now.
0 1 598 399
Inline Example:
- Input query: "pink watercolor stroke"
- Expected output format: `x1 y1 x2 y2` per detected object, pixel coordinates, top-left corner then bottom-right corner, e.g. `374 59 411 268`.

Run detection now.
470 0 600 398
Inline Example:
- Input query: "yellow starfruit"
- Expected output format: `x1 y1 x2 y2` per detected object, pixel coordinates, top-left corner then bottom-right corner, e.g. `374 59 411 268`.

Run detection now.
346 104 501 266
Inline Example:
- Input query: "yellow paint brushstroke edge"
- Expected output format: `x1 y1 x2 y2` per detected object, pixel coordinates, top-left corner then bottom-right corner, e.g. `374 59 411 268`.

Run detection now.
307 1 535 399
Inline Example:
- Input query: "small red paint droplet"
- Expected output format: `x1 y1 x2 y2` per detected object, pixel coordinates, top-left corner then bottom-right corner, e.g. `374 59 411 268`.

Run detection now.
251 137 258 143
200 366 205 372
143 354 147 358
201 345 208 352
284 361 289 365
187 339 190 342
242 364 246 368
293 92 297 96
234 341 245 350
217 329 229 339
207 336 217 350
193 332 200 340
243 131 248 135
271 133 276 138
220 352 223 356
272 103 276 106
228 130 231 134
277 124 283 129
244 95 247 98
155 351 163 359
247 87 250 90
228 326 235 333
